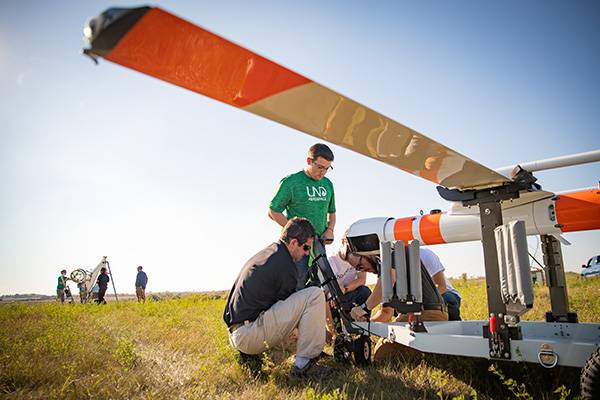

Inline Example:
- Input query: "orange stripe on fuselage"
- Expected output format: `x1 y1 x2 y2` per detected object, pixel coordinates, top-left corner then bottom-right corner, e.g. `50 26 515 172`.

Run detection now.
555 188 600 232
419 213 445 245
393 217 414 243
106 8 311 107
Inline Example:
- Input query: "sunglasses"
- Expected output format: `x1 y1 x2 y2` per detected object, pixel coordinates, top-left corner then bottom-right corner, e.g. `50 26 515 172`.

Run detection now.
350 253 373 271
311 159 333 172
302 244 311 251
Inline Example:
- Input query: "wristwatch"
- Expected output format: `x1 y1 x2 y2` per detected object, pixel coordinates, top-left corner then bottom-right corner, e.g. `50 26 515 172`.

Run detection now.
360 303 371 315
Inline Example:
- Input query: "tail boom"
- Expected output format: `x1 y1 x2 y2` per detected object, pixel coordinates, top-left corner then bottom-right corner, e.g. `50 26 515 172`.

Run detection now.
350 188 600 246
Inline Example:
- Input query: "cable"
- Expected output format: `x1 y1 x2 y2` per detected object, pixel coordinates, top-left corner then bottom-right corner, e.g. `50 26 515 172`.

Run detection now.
528 251 546 270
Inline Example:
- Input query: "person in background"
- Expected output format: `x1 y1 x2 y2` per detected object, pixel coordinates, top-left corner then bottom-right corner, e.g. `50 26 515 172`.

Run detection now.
96 267 109 305
77 281 87 304
268 143 336 290
135 266 148 303
56 269 67 303
420 247 462 321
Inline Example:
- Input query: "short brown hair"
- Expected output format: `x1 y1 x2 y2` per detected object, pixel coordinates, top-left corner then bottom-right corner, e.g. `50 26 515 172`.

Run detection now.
308 143 334 162
280 217 315 245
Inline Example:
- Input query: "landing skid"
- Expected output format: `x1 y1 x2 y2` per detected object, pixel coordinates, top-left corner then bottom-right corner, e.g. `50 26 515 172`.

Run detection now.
351 320 600 368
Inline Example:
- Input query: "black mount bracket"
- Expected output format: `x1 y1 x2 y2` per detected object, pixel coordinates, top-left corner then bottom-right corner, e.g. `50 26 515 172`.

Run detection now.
436 168 541 360
409 313 428 333
383 295 423 315
437 167 540 205
540 234 578 323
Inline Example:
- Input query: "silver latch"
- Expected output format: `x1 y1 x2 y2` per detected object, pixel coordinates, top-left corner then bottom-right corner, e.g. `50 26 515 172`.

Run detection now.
538 343 558 368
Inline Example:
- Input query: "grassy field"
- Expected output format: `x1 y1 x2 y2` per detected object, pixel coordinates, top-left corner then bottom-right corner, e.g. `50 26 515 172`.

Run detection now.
1 274 598 399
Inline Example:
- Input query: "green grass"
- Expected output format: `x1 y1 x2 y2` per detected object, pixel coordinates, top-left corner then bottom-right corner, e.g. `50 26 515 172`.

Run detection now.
451 272 600 322
1 275 597 399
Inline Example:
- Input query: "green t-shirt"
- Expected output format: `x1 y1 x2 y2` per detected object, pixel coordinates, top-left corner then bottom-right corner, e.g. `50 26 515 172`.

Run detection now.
57 276 65 290
269 170 336 235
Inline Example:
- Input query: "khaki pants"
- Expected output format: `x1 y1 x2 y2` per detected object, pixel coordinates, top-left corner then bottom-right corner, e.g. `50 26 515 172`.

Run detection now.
228 286 325 359
373 309 448 362
136 287 146 302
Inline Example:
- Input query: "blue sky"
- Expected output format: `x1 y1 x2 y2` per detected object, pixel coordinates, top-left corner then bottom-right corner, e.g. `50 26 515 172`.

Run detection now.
1 1 598 295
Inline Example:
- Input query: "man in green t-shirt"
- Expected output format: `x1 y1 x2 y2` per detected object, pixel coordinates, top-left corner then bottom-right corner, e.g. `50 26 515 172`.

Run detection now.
56 269 67 303
269 143 336 289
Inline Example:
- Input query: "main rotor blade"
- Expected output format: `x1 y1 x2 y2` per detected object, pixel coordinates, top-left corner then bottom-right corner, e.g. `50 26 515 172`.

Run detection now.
83 6 510 190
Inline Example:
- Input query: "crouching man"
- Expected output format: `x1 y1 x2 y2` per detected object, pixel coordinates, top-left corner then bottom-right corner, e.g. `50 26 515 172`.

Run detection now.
223 217 327 376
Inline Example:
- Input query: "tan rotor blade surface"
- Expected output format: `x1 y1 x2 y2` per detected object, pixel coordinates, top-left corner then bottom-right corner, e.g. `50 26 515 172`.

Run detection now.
245 82 509 189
